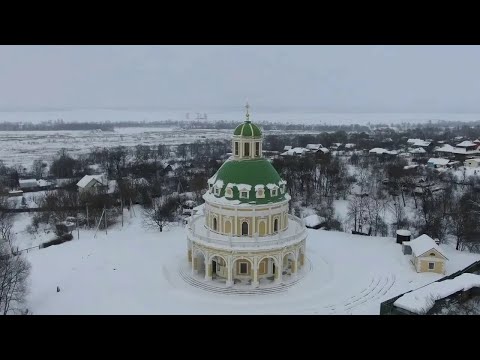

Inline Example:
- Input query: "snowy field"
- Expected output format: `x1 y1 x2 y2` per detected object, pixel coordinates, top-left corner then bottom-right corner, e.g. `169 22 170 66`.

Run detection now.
17 206 479 315
2 109 480 168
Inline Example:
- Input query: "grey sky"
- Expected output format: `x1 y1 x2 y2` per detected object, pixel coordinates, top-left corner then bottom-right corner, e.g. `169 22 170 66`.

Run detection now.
1 45 480 112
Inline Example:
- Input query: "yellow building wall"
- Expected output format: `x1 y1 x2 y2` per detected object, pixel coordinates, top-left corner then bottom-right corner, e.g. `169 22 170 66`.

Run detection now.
258 259 268 275
418 258 445 274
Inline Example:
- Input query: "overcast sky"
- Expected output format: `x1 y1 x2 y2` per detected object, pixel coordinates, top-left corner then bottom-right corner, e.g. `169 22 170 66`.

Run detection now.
1 45 480 112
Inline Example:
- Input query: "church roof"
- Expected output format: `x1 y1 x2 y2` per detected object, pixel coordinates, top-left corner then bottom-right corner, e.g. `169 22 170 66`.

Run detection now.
233 121 262 137
207 158 287 204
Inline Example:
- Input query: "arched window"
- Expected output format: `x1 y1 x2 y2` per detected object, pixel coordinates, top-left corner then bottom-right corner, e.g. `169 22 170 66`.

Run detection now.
274 218 279 233
213 217 217 231
255 142 260 157
234 142 239 156
429 253 435 256
244 142 250 157
242 221 248 236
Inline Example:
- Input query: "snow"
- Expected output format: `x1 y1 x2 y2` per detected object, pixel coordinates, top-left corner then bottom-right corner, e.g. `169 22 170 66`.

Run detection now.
409 234 446 258
266 183 279 190
202 192 241 205
17 206 480 314
396 230 411 237
278 180 287 186
254 184 265 191
407 139 430 147
304 214 324 227
456 140 477 148
214 180 224 188
207 174 217 185
306 144 322 150
435 144 480 155
393 273 480 314
403 165 418 170
283 146 292 151
408 147 426 154
77 175 105 188
369 148 398 155
236 184 252 191
427 158 450 166
345 143 355 149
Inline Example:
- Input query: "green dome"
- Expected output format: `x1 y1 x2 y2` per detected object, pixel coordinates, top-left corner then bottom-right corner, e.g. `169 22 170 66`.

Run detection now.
233 121 262 137
207 158 288 205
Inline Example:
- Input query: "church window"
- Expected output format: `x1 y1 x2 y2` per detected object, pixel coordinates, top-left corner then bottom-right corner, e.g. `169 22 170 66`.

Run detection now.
244 142 250 157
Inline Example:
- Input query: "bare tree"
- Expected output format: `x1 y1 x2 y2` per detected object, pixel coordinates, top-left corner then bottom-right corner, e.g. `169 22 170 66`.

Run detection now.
388 198 408 235
0 242 31 315
143 196 179 232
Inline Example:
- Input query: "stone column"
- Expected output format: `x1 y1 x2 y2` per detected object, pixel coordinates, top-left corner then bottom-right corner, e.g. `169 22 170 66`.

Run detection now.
300 253 304 267
192 257 197 275
274 258 282 284
291 259 297 278
226 258 233 287
205 261 212 281
252 258 259 288
187 249 192 263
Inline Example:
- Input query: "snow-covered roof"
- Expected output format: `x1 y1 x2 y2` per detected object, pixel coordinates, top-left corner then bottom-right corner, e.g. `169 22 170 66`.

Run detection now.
407 139 431 147
435 144 480 155
306 144 322 150
318 147 330 153
283 146 292 151
207 174 217 185
393 273 480 314
409 234 447 259
281 147 308 156
456 140 477 148
77 175 106 188
409 147 426 154
465 158 480 163
369 148 398 155
304 214 325 227
427 158 450 166
236 184 252 191
345 143 356 148
403 165 418 170
396 230 411 236
19 179 37 186
214 179 224 188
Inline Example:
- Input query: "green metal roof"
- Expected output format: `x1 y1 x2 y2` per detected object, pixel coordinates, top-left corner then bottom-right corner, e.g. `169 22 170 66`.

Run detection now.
233 121 262 137
209 158 287 204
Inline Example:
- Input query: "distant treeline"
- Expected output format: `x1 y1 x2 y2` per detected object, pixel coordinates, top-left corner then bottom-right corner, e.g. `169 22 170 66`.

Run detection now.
2 118 480 133
0 120 114 132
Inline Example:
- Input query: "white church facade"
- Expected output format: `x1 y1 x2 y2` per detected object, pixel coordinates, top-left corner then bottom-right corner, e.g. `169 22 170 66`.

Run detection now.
186 105 307 288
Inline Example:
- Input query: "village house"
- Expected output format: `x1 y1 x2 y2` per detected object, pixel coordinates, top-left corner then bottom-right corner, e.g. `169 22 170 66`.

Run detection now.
402 234 447 275
456 140 479 152
76 174 108 195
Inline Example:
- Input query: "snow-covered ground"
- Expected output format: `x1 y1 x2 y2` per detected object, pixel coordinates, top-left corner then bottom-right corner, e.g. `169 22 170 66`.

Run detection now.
16 206 479 315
